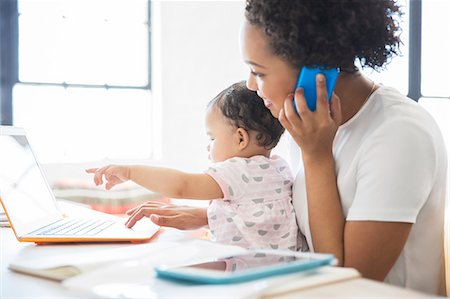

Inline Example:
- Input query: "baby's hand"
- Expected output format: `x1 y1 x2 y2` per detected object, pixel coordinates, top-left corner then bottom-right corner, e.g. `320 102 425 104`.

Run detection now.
85 165 130 190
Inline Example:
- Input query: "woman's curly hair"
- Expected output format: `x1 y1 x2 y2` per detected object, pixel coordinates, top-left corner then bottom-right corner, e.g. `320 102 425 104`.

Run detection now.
245 0 403 72
208 81 284 150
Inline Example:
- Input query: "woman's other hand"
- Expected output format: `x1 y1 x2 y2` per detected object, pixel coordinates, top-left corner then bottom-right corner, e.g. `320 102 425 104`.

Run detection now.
279 73 342 160
125 201 208 230
85 165 130 190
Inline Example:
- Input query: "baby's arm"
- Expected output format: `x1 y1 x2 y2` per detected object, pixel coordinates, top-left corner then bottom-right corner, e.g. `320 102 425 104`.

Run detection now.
86 165 223 200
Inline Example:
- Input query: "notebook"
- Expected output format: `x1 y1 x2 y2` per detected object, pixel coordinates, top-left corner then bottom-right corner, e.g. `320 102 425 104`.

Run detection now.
0 126 159 243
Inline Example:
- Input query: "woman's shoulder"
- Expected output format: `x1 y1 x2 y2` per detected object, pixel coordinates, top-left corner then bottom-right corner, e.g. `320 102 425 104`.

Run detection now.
333 85 447 170
374 86 442 138
342 85 442 139
372 85 432 118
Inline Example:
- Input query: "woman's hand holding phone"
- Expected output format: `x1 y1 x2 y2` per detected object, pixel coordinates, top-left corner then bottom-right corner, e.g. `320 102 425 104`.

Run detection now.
278 70 342 161
294 66 339 112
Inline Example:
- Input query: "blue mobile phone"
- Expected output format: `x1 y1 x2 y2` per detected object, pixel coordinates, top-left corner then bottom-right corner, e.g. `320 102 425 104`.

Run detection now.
294 66 340 112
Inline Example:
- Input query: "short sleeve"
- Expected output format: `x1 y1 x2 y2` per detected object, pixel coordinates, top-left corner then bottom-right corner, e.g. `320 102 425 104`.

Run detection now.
205 158 249 201
347 120 437 223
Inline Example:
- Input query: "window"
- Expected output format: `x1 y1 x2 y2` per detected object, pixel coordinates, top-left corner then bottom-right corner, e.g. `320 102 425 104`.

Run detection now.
360 0 450 102
4 0 152 163
419 0 450 153
360 0 450 151
1 0 449 163
361 0 409 95
421 0 450 98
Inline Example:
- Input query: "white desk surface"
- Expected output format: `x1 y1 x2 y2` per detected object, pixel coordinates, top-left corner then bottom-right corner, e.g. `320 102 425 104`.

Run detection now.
0 201 435 298
1 226 434 299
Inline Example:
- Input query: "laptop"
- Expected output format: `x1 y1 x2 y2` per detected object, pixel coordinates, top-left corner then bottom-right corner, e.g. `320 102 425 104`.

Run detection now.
0 126 160 244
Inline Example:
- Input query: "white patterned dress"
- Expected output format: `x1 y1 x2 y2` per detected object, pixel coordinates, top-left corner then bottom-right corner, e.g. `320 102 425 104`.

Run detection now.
205 155 300 251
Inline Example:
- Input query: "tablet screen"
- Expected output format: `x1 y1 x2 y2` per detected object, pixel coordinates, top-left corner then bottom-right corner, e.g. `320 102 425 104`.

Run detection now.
156 251 334 284
180 252 308 273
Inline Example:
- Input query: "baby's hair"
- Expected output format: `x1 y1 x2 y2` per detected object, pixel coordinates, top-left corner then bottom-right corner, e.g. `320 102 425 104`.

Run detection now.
208 81 284 150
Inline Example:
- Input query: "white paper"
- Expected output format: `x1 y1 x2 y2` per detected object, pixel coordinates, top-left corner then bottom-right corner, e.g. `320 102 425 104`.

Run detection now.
10 241 178 270
0 209 10 226
63 240 251 297
62 241 359 299
64 260 358 299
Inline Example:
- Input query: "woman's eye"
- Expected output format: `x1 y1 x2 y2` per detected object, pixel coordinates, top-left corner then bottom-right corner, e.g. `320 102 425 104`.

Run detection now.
251 71 264 78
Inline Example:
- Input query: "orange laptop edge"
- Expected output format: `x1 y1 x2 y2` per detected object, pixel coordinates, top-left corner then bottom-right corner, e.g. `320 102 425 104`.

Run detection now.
0 126 159 244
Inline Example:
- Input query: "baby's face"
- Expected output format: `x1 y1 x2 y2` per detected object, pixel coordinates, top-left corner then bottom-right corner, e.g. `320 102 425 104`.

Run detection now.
205 107 239 163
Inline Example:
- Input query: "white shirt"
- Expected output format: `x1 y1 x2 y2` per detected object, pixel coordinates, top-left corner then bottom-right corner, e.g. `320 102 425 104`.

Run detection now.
289 85 447 294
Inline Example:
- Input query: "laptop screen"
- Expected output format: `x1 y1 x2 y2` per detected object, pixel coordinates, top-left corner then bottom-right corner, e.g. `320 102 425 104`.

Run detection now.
0 131 60 236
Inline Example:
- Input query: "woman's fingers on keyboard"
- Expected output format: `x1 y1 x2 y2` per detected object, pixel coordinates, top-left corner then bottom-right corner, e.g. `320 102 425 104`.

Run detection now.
125 209 147 228
126 201 174 215
125 203 181 227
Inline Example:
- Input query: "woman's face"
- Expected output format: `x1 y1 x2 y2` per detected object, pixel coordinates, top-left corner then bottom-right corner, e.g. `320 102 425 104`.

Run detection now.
240 21 298 118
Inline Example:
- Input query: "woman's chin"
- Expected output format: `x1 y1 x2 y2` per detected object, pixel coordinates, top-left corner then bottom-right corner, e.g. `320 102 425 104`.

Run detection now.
269 107 281 118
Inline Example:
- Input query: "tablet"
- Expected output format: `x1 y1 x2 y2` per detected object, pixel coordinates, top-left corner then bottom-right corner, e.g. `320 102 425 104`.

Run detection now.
154 250 335 284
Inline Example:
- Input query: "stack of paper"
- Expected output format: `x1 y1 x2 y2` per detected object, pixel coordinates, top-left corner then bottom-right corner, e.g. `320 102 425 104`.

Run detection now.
52 180 166 214
0 205 10 227
62 259 359 299
9 238 247 281
8 230 360 298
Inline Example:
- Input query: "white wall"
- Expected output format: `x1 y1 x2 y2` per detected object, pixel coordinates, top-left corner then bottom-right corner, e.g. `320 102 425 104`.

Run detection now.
43 0 248 182
152 0 248 172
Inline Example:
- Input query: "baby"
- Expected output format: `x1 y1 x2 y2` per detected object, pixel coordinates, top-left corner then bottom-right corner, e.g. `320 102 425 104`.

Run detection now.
87 81 299 251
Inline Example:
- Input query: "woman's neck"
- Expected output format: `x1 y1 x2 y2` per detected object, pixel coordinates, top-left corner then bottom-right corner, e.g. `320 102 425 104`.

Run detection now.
334 71 377 124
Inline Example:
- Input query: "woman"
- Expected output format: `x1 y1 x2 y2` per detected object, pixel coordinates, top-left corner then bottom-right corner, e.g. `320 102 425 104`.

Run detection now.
125 1 447 294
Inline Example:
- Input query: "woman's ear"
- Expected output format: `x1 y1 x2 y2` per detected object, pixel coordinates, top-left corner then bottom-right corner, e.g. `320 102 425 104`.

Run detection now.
236 128 250 151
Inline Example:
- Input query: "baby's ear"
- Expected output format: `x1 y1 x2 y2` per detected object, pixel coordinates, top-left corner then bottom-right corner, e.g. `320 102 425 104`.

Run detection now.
236 128 250 151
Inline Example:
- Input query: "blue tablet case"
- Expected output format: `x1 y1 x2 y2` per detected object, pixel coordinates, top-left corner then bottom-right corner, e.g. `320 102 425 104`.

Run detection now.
155 252 335 284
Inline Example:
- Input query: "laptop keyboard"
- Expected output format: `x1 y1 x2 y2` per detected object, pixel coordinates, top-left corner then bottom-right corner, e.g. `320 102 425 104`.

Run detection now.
36 218 115 236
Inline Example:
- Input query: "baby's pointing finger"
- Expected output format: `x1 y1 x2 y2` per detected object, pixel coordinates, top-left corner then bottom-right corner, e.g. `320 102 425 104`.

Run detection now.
85 168 98 174
95 165 113 186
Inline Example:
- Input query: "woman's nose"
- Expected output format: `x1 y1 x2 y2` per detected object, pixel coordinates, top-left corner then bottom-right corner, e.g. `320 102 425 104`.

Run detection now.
246 74 257 91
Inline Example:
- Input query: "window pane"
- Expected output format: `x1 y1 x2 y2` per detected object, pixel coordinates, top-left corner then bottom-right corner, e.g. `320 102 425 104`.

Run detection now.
421 0 450 97
18 0 149 86
19 0 148 23
419 97 450 155
62 20 148 86
13 84 152 163
18 14 66 83
361 0 409 95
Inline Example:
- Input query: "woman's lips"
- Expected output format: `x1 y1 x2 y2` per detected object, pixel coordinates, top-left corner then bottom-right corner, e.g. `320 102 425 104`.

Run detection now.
263 100 272 108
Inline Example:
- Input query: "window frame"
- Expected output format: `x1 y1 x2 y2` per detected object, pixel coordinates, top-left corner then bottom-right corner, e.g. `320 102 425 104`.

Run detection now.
1 0 449 126
0 0 152 125
0 0 18 125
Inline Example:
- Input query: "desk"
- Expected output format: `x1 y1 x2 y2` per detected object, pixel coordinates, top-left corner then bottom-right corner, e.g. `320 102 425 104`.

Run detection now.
1 227 433 298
